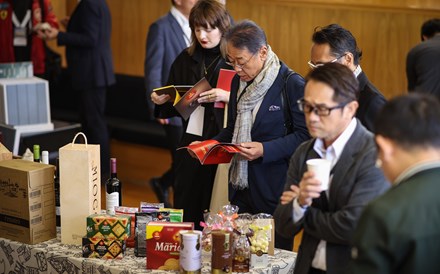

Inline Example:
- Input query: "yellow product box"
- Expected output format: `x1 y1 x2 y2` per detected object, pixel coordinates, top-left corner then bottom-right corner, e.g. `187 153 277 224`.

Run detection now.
86 214 131 240
146 221 194 270
0 159 55 244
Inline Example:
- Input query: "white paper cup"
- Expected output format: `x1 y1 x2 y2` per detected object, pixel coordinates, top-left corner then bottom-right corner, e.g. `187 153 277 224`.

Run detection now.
306 159 331 191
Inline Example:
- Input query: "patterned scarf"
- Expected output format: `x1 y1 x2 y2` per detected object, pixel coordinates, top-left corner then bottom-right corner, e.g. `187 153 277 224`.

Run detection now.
229 46 281 189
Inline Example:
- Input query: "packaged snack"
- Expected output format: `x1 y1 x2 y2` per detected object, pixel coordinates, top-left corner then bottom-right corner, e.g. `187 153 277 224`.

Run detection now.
249 213 273 268
86 214 131 240
82 236 126 259
146 221 194 270
134 210 170 257
115 206 139 248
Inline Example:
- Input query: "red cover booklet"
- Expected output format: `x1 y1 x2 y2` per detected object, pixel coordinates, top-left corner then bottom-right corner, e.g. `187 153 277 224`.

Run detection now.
178 139 241 165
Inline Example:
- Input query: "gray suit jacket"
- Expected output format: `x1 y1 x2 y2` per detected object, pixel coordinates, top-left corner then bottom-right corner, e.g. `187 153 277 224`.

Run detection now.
144 12 187 125
274 120 389 274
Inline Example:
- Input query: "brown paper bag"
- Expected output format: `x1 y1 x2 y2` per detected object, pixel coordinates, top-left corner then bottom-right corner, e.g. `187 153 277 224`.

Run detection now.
209 163 230 213
59 132 101 244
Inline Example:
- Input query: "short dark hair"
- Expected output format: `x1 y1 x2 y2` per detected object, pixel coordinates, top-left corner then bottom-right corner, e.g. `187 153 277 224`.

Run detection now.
224 20 267 54
188 0 231 55
375 93 440 149
312 24 362 65
421 18 440 40
305 62 359 104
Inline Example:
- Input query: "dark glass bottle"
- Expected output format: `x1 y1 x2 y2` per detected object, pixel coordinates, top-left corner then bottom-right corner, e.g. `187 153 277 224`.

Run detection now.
54 158 61 227
33 144 40 162
106 158 121 215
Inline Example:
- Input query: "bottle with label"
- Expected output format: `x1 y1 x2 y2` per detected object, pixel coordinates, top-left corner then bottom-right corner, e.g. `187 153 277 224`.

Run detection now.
41 150 49 164
54 158 61 227
106 158 122 215
33 144 40 162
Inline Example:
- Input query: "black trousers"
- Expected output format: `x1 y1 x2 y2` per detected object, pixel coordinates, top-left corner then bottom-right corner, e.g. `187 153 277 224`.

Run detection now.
79 86 110 181
159 123 183 189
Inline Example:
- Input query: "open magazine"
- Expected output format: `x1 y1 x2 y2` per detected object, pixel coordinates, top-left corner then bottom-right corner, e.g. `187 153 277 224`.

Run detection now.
174 78 212 120
177 139 241 165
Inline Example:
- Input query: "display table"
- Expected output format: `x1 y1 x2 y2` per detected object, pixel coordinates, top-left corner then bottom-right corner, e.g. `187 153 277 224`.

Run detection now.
0 230 297 274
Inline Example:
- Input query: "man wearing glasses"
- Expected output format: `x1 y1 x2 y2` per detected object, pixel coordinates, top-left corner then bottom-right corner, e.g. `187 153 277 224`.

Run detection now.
274 63 388 274
308 24 386 132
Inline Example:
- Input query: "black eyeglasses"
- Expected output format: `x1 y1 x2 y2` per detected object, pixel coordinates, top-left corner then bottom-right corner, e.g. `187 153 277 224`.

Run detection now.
225 52 257 70
297 98 350 116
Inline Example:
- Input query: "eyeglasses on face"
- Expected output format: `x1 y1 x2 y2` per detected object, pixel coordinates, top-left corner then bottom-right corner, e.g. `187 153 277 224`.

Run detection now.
307 53 347 70
297 98 350 116
225 51 257 70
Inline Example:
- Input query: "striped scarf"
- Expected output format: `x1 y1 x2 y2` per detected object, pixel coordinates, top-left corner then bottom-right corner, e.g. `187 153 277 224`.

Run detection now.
229 46 281 189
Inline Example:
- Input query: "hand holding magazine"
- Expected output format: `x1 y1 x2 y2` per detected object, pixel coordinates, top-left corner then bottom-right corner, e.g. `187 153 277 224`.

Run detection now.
178 139 241 165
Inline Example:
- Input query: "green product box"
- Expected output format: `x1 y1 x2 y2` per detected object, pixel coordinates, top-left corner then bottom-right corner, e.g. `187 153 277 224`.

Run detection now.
86 214 131 240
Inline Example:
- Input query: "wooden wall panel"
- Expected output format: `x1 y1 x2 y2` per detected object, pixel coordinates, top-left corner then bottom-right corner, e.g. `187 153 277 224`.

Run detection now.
50 0 440 99
227 0 440 98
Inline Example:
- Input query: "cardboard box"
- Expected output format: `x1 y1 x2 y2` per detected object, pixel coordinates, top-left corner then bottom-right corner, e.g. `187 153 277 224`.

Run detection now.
0 142 13 161
82 236 126 259
146 221 194 270
86 214 131 240
0 159 55 244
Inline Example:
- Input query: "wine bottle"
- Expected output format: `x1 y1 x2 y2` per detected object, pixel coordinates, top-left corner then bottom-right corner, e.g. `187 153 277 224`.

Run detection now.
33 144 40 162
54 158 61 227
42 150 49 164
106 158 122 215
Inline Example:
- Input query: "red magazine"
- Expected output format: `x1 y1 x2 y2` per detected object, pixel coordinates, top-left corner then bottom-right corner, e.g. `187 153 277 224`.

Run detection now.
215 69 236 108
178 139 241 165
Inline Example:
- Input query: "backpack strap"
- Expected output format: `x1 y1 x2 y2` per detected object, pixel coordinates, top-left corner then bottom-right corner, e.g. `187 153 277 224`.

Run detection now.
281 69 296 135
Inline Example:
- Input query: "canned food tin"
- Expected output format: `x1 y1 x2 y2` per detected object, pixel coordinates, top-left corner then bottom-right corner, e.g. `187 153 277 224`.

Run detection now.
180 230 202 274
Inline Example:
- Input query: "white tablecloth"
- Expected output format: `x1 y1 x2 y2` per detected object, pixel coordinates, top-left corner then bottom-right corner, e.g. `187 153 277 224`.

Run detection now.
0 230 297 274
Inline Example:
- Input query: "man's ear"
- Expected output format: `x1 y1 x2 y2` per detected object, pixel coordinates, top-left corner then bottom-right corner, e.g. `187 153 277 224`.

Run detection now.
342 52 355 67
259 45 268 61
345 100 358 118
375 135 394 163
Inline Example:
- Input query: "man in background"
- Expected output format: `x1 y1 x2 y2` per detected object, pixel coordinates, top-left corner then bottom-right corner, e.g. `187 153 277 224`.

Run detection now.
308 24 386 132
352 93 440 274
45 0 115 180
144 0 197 207
406 18 440 100
274 63 388 274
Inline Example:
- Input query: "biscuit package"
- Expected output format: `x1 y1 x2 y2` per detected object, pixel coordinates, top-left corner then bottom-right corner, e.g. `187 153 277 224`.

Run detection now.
86 214 131 240
134 211 170 257
115 206 139 248
82 236 126 259
146 221 194 270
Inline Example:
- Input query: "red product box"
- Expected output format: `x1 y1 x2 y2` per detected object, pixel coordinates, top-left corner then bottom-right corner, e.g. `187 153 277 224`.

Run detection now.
146 221 194 270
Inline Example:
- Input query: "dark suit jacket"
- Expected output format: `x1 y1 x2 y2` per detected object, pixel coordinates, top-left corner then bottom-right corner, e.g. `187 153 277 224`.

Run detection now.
144 12 187 124
57 0 115 90
352 167 440 274
214 63 310 214
356 72 386 132
406 35 440 100
274 121 389 274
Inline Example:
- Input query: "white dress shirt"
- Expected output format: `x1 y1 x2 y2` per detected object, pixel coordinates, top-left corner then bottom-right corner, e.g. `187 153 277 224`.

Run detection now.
170 6 191 47
293 118 357 270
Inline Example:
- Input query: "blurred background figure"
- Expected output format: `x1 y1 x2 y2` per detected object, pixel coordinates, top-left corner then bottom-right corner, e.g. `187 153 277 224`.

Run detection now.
309 24 386 132
406 18 440 100
144 0 198 208
0 0 59 78
352 93 440 274
44 0 115 181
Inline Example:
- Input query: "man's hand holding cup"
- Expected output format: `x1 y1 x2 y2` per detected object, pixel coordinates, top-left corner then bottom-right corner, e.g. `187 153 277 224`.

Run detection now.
297 159 331 208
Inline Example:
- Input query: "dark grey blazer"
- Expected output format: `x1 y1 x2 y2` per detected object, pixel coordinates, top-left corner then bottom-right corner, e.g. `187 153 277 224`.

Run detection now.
144 12 187 125
273 120 389 274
